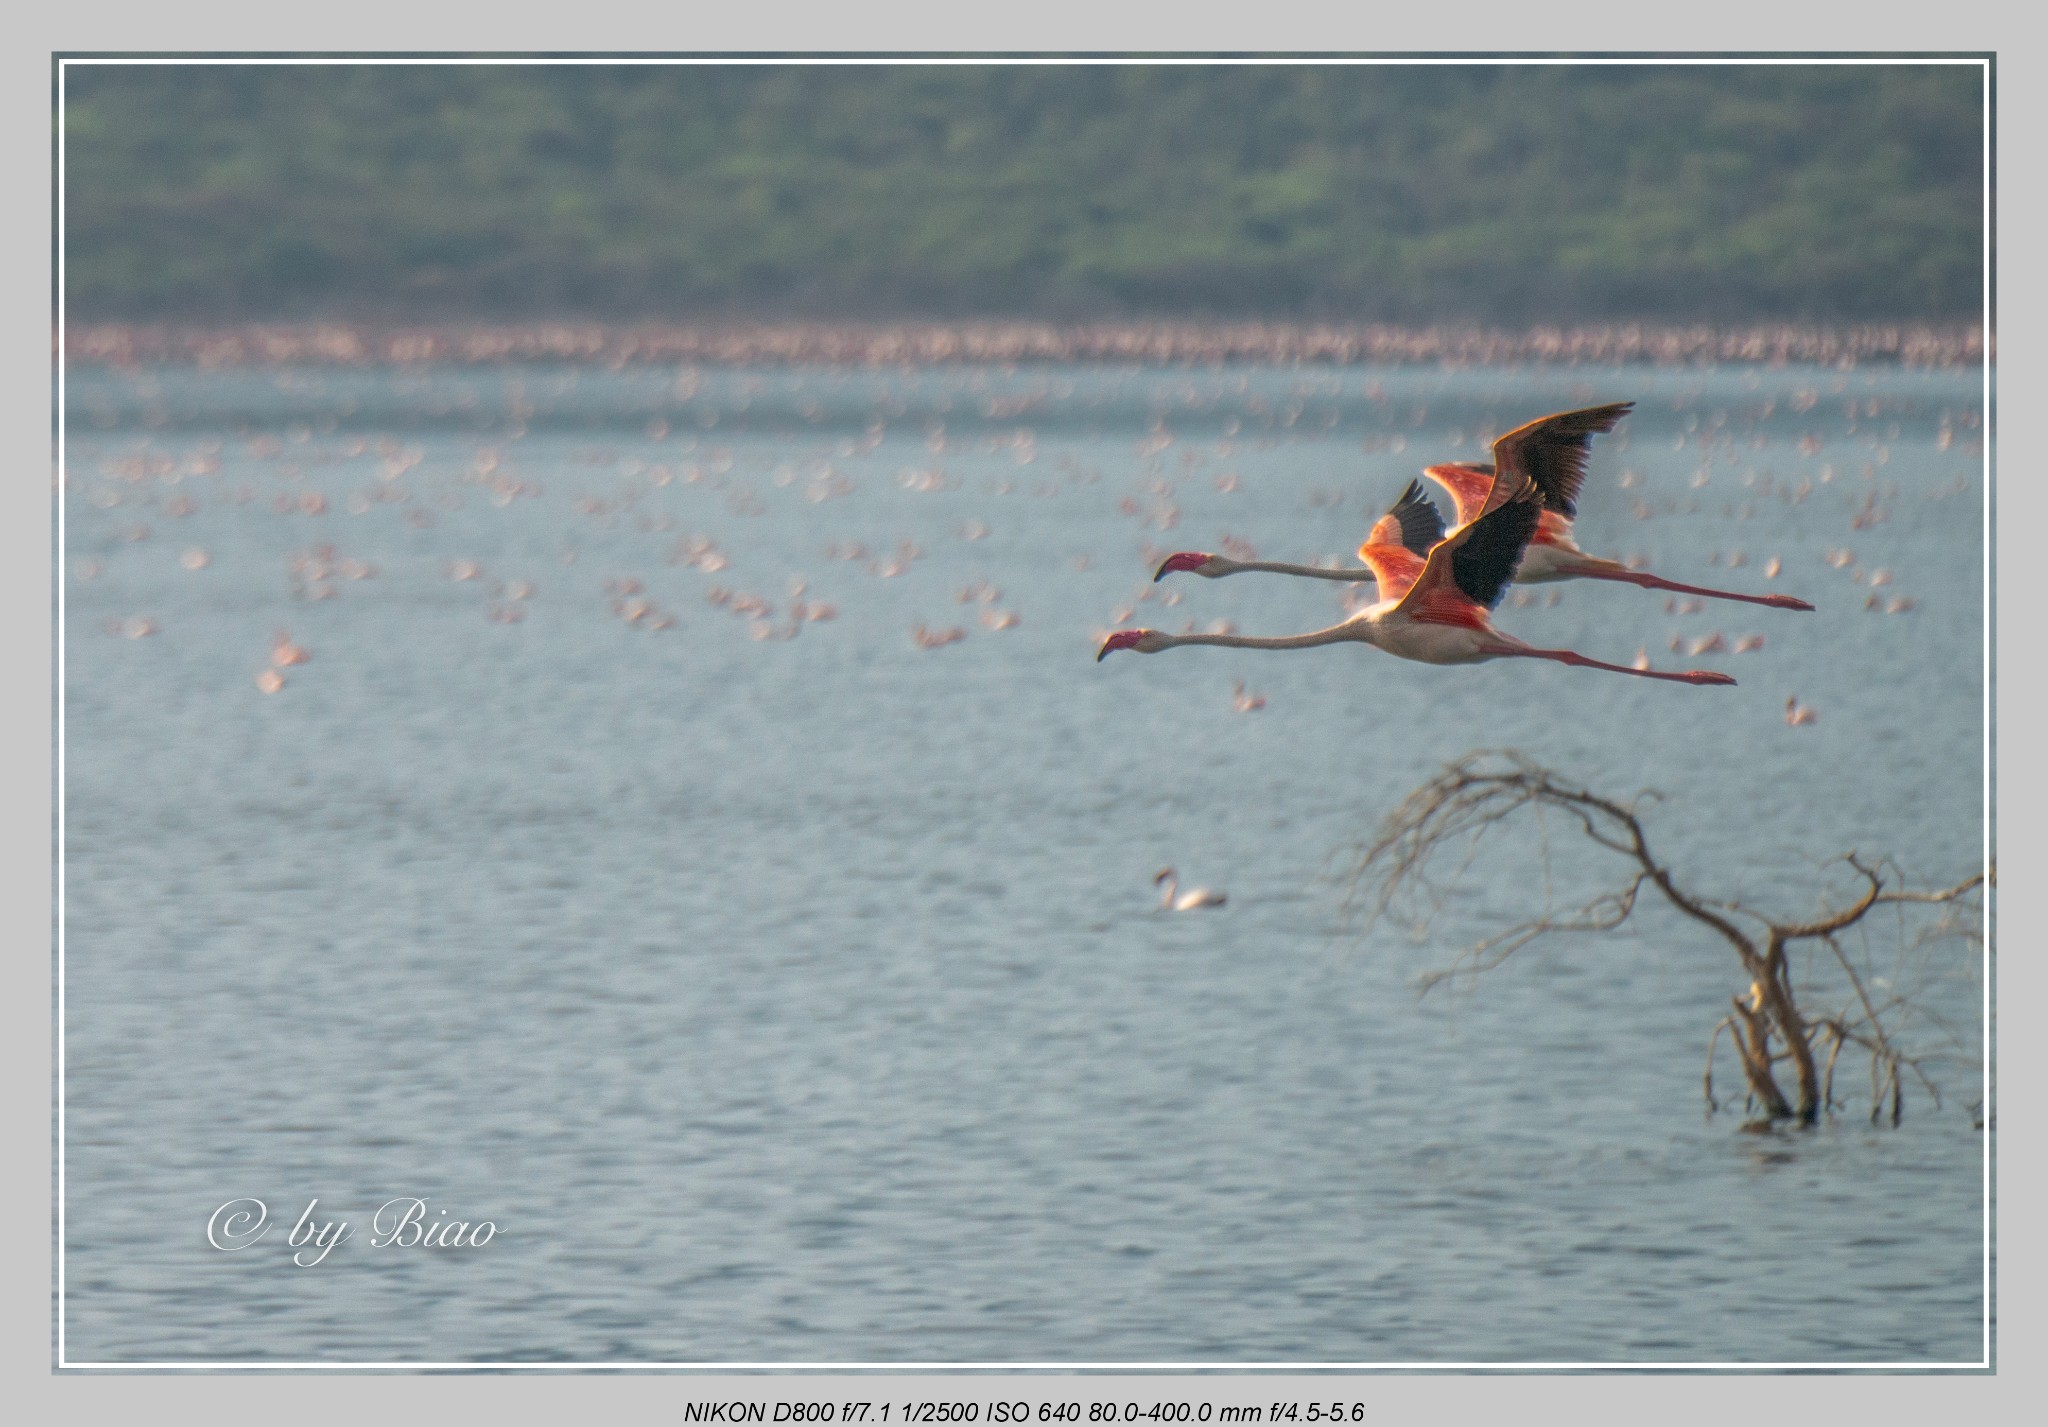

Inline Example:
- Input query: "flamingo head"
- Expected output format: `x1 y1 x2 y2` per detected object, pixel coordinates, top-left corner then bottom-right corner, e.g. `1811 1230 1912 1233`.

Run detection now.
1097 628 1165 661
1154 551 1223 581
1153 868 1176 886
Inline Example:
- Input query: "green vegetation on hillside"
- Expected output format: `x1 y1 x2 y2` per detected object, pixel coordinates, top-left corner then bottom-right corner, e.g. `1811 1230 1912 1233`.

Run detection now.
60 63 1985 323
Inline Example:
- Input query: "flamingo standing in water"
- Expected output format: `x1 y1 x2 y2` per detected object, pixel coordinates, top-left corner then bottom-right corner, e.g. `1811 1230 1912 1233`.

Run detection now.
1100 479 1735 686
1156 868 1226 910
1154 403 1814 613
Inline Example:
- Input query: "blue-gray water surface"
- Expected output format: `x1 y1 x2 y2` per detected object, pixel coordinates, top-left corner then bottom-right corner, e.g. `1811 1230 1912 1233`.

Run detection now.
60 361 1989 1364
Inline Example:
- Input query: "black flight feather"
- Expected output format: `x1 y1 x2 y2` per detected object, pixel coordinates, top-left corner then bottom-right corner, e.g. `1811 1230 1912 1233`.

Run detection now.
1449 483 1544 610
1496 401 1633 520
1387 479 1447 556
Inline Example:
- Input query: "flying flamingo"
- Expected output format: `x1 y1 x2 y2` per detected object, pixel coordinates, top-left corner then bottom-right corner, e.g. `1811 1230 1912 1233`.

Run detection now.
1156 868 1227 910
1417 401 1810 609
1154 403 1814 612
1100 479 1735 686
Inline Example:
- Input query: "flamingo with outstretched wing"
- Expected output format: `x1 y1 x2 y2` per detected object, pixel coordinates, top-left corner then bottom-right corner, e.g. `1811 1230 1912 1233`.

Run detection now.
1420 402 1811 610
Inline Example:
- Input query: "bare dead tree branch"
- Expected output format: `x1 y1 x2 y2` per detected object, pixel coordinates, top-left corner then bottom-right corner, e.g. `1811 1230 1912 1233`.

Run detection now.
1349 751 1989 1126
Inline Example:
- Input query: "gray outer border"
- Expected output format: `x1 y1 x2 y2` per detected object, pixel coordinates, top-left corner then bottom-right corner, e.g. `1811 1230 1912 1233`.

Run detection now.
13 2 2030 1417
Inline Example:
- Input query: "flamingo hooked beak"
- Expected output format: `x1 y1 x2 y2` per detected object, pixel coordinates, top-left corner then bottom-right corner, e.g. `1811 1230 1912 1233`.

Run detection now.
1154 552 1212 582
1097 629 1149 661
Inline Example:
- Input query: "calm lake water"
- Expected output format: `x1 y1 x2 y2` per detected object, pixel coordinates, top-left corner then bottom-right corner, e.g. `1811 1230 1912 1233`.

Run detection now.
60 360 1988 1365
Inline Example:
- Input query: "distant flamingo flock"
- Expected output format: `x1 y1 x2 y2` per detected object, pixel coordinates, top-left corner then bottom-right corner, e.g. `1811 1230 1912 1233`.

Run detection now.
77 375 1928 924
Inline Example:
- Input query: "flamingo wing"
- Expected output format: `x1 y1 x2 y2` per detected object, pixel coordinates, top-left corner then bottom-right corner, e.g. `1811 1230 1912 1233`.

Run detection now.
1394 478 1545 621
1360 479 1447 559
1419 463 1498 528
1488 402 1634 519
1354 543 1427 604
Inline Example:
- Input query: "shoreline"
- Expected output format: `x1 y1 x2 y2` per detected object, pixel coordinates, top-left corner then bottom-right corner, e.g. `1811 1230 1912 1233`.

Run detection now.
62 320 1987 371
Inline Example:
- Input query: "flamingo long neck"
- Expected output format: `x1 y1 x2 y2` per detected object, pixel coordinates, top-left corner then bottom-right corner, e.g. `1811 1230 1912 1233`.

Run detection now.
1220 558 1373 583
1157 622 1370 654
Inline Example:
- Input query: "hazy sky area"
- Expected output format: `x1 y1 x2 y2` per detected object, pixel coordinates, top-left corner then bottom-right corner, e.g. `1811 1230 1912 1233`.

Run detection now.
61 62 1985 324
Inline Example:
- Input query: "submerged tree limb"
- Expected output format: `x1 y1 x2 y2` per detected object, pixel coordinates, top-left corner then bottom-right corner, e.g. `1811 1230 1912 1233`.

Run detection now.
1349 751 1989 1125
